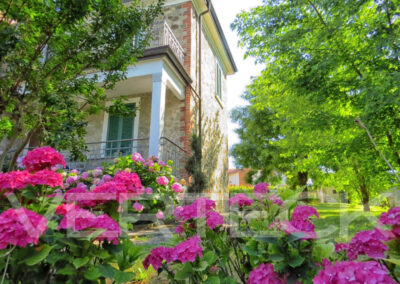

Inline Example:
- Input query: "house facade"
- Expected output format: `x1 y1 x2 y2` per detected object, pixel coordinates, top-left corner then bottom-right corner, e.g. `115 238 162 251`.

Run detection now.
228 169 252 187
79 0 237 195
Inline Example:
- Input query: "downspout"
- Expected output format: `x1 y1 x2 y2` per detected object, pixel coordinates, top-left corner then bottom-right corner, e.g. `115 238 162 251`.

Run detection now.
198 0 210 143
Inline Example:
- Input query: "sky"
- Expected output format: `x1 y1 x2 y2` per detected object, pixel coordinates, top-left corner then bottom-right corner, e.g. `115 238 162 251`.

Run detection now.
211 0 264 168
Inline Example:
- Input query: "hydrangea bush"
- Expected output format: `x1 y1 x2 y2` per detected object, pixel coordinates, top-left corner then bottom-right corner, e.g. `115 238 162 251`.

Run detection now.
0 147 184 283
143 183 400 283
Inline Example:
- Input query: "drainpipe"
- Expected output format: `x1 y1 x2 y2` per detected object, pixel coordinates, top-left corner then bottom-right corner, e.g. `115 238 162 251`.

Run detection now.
198 0 210 147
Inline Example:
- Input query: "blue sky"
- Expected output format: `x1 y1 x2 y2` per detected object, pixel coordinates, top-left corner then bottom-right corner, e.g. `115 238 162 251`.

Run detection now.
211 0 264 168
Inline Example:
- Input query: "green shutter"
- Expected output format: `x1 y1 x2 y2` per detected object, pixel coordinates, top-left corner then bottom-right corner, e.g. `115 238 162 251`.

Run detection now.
106 103 136 156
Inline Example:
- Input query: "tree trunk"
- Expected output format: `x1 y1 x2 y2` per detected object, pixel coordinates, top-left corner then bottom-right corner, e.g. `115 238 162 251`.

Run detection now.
8 130 34 171
298 171 308 202
0 131 20 171
359 182 370 212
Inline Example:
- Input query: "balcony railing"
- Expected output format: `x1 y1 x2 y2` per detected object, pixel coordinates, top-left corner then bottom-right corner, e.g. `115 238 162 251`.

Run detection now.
4 137 187 178
147 20 185 65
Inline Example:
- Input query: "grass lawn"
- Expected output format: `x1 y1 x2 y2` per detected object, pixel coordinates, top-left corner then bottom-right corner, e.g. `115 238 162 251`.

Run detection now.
313 203 386 242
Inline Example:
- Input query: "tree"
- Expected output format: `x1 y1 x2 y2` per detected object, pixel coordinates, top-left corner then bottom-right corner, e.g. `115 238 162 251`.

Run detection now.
185 134 208 195
231 0 400 210
0 0 163 170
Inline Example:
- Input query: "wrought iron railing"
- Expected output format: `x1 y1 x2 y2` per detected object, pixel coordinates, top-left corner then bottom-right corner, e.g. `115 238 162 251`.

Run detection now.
4 137 187 178
160 137 187 178
147 21 185 65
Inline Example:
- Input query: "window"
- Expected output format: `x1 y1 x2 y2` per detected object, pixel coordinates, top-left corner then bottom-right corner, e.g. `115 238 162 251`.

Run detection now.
106 103 136 157
216 63 222 100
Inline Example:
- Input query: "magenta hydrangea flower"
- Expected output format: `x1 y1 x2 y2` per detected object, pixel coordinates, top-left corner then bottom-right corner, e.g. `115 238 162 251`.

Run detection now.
113 171 142 191
133 201 144 212
142 246 174 270
93 214 121 244
247 263 285 284
229 193 254 207
281 219 318 239
254 183 269 199
0 170 30 194
91 181 129 205
29 169 64 188
347 228 389 260
55 203 79 215
335 242 349 253
156 176 169 186
206 211 224 229
145 187 153 195
0 207 48 249
175 224 185 235
269 195 284 206
81 172 90 180
57 207 97 231
173 198 215 221
22 146 66 172
171 235 203 263
64 184 97 207
171 182 184 193
292 205 319 221
379 207 400 238
313 260 396 284
132 152 145 163
156 211 164 219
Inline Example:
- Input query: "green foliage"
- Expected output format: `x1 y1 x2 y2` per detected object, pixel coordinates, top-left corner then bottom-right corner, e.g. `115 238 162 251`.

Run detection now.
231 0 400 209
185 134 208 194
0 0 163 167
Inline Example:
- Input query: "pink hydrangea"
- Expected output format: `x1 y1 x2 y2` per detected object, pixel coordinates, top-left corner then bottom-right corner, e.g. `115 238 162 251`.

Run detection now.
81 172 90 180
29 170 64 188
313 260 396 284
175 224 185 235
64 184 97 207
92 167 103 177
229 193 254 207
22 146 66 172
206 211 224 229
171 182 184 193
55 203 79 215
113 171 142 191
143 246 174 270
66 175 78 185
254 183 269 198
171 235 203 263
347 228 389 260
92 214 121 244
291 205 319 221
145 187 153 195
57 207 97 231
173 198 216 221
281 219 317 239
156 211 164 219
335 243 349 253
0 170 30 194
0 207 48 249
156 176 169 186
379 207 400 237
133 201 144 212
247 263 285 284
269 195 284 206
132 153 145 163
91 181 129 204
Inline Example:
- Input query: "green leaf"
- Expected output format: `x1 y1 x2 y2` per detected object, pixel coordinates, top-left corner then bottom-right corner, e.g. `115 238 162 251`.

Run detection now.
288 255 305 268
205 276 220 284
98 263 116 279
288 232 306 242
72 257 90 269
24 245 54 266
312 243 335 262
114 270 135 284
269 254 285 262
58 265 76 276
174 262 193 280
383 258 400 266
203 251 218 265
193 261 209 272
84 267 102 281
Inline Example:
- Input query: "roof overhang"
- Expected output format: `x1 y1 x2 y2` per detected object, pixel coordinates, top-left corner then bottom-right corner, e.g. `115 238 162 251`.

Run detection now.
193 0 238 75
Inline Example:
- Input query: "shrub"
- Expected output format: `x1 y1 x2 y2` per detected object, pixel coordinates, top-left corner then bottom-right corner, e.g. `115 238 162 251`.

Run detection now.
0 147 183 283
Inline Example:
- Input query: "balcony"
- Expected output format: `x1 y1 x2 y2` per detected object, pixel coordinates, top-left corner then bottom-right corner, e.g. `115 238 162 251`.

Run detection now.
145 20 185 66
5 137 187 178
